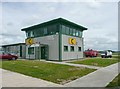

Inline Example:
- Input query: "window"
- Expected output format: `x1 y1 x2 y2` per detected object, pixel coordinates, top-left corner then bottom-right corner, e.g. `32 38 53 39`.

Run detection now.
73 29 76 36
81 32 83 37
27 24 58 38
61 25 83 37
52 25 58 34
26 32 28 38
31 31 34 37
70 46 74 51
40 28 44 36
34 28 41 37
64 46 68 51
44 28 48 35
26 31 34 38
69 28 73 35
76 30 79 37
78 47 81 51
28 47 34 54
78 31 82 37
26 31 30 38
62 25 66 34
66 26 69 35
48 25 58 35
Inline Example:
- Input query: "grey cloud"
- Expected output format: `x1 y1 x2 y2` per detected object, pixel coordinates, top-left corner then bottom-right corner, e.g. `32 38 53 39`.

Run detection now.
1 35 25 45
84 37 118 51
2 2 118 51
0 33 17 37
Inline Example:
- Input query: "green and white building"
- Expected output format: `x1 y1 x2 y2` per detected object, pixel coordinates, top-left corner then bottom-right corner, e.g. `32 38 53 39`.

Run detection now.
22 18 87 61
2 43 26 59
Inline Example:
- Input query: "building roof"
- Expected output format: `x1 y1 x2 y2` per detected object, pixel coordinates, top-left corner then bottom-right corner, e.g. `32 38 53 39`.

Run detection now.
21 18 87 31
2 43 26 47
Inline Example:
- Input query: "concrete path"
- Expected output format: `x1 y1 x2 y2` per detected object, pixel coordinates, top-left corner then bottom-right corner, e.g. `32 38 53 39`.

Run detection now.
46 61 102 69
64 62 119 87
0 68 2 88
1 69 62 87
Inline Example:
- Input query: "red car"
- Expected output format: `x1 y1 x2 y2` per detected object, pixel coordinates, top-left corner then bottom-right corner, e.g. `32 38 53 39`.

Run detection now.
84 49 98 57
0 51 18 60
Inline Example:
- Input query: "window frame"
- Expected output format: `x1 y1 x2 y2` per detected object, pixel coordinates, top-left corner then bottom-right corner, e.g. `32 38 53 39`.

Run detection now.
76 30 79 37
65 26 69 35
62 25 66 34
78 47 81 52
72 29 76 36
70 46 74 52
64 46 68 52
28 47 34 54
44 27 48 35
69 28 73 36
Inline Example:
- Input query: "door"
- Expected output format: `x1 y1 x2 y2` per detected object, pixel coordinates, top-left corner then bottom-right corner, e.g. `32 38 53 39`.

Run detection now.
41 45 49 60
20 45 22 57
35 47 40 59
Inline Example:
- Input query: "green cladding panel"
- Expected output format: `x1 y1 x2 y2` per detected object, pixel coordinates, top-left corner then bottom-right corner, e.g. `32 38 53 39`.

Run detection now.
58 24 62 62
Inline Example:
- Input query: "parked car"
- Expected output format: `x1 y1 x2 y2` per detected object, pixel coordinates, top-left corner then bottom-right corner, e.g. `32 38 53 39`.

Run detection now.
84 49 98 57
0 51 18 60
101 50 112 58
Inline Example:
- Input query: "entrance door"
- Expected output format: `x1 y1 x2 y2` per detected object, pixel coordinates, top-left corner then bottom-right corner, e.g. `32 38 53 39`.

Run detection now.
35 47 40 59
41 45 49 60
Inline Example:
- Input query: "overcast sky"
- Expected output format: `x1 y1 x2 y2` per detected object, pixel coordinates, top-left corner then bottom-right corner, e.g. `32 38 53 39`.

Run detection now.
0 1 118 51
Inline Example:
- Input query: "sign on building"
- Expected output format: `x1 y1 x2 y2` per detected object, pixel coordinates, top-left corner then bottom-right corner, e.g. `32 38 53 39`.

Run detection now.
69 38 76 45
25 38 34 45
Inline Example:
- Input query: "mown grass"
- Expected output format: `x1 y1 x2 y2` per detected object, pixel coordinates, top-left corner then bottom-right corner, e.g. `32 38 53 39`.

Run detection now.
0 61 1 68
69 58 119 67
112 55 120 59
106 73 120 87
1 60 95 84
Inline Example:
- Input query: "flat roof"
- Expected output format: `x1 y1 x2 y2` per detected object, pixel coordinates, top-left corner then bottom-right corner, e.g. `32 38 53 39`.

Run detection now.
2 43 26 47
21 18 87 31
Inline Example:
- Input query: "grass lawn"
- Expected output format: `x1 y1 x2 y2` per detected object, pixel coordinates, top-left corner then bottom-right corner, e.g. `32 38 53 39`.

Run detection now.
112 55 120 59
1 60 96 84
106 73 120 87
69 58 119 67
0 61 1 68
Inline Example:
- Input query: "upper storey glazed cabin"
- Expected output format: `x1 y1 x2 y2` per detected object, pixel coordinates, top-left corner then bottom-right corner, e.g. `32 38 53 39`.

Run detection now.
21 18 87 61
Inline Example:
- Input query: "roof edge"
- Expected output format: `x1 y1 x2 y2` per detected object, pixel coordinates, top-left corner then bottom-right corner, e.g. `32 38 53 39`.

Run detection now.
21 18 87 31
1 43 26 47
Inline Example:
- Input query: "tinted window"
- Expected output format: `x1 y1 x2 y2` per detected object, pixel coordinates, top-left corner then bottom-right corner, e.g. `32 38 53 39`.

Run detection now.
78 47 81 51
76 30 79 37
66 26 69 35
44 28 48 35
70 46 74 51
64 46 68 51
69 28 73 35
48 25 58 35
62 25 66 34
73 29 76 36
28 47 34 54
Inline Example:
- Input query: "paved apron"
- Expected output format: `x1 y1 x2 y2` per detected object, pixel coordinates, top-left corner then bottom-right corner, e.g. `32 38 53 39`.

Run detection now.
1 69 62 87
65 62 119 87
